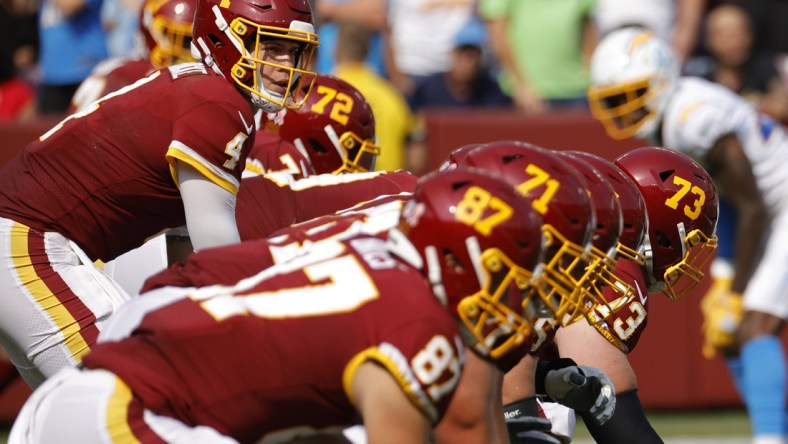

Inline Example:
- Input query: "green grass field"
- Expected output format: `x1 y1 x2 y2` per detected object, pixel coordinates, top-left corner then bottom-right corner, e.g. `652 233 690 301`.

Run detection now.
0 408 752 443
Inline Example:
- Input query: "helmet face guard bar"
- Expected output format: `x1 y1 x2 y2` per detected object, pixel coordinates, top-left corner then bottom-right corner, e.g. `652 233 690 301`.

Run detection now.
457 248 543 360
228 18 319 110
325 126 380 174
530 225 602 326
588 77 663 140
616 240 647 266
662 229 718 300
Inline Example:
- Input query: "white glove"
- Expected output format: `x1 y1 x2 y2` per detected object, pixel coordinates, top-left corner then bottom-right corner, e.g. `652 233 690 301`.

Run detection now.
544 365 616 425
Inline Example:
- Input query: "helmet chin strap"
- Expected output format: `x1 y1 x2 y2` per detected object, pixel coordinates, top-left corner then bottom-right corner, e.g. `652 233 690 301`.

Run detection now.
192 38 223 77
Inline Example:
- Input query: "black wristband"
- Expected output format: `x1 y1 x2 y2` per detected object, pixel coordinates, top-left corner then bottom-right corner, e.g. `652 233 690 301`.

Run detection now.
534 357 578 397
503 396 540 419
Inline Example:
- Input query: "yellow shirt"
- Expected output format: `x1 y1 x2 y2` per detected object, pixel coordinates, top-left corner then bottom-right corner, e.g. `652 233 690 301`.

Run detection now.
334 64 413 172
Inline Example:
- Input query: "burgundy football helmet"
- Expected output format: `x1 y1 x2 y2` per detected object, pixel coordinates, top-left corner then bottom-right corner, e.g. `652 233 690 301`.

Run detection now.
191 0 319 112
389 167 546 360
453 141 597 324
556 151 628 316
140 0 198 68
438 143 486 172
279 75 379 174
615 146 719 300
567 151 648 265
565 150 648 324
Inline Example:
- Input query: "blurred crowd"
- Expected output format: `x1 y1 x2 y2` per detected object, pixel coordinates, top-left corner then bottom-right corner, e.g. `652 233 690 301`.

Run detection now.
3 0 788 169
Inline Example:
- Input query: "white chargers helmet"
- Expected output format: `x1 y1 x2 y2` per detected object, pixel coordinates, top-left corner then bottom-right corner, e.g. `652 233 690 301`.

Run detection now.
587 27 680 141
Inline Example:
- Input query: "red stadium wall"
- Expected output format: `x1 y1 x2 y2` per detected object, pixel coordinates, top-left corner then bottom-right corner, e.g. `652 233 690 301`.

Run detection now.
0 111 779 423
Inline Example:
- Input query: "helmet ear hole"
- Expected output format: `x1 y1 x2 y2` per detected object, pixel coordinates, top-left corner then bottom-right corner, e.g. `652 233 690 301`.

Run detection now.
307 139 328 153
208 33 223 48
444 250 464 273
655 231 672 248
658 170 675 182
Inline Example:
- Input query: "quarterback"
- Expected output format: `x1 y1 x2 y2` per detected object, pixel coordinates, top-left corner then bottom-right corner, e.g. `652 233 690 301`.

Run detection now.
0 0 319 387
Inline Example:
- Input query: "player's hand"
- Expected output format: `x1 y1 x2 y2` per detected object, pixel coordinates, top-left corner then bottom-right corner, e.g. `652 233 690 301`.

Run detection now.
544 365 616 425
505 416 563 444
700 276 743 359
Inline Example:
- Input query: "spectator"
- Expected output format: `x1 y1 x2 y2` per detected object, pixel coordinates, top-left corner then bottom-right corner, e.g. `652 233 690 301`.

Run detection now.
3 0 38 84
593 0 706 63
384 0 475 97
0 3 35 121
313 0 386 76
38 0 108 115
102 0 145 58
408 18 512 112
479 0 598 115
684 3 788 122
334 20 413 173
406 18 511 176
733 0 788 55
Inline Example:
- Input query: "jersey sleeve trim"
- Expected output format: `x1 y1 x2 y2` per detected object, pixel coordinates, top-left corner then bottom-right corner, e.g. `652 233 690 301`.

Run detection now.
166 141 240 195
343 343 439 423
242 159 266 178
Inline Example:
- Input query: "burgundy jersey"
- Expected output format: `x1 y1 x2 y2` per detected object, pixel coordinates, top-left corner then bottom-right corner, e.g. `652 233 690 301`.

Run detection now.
69 57 155 113
236 169 417 240
143 194 408 292
244 129 314 178
587 258 650 354
0 62 255 262
86 236 464 442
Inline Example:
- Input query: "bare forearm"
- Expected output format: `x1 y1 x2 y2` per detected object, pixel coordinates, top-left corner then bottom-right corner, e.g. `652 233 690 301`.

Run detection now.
317 0 386 30
672 0 706 61
486 19 525 87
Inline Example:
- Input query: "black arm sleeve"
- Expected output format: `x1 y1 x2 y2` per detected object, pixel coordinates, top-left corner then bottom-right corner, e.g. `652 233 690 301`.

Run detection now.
578 389 664 444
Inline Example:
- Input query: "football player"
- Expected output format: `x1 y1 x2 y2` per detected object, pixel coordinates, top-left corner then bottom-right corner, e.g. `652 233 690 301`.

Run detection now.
70 0 198 113
10 168 548 443
105 73 392 296
108 75 408 298
246 74 381 178
588 27 786 444
0 0 319 388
